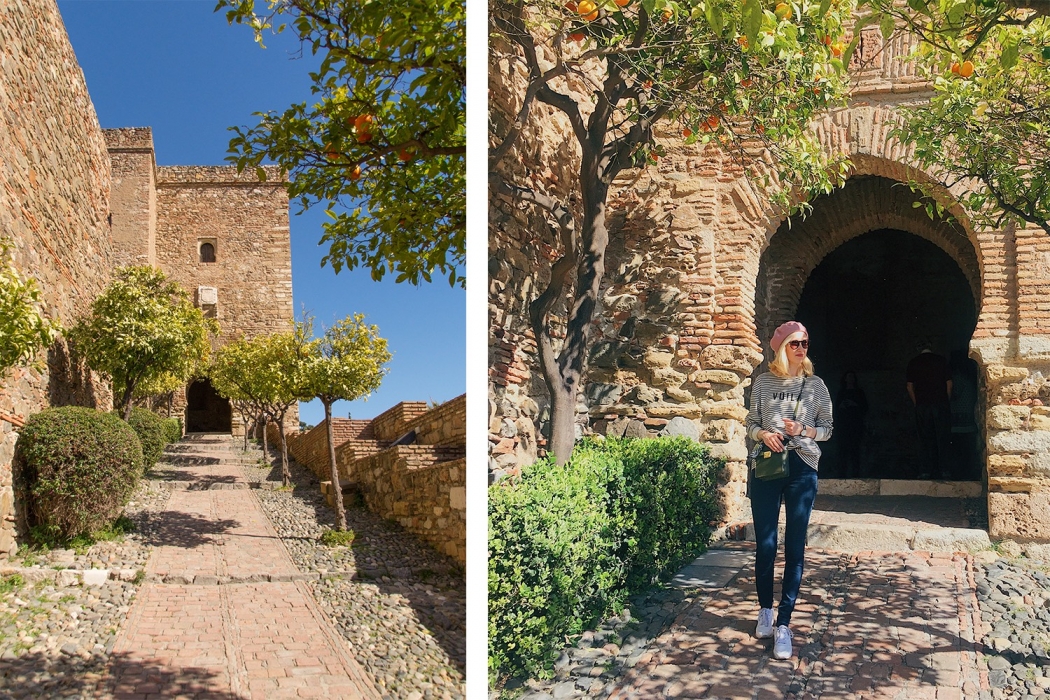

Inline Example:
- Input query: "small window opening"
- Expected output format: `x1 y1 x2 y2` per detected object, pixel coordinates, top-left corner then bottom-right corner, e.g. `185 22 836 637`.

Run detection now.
200 242 216 263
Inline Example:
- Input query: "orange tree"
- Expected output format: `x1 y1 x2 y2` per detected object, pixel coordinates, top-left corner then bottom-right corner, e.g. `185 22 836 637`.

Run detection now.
218 0 465 286
855 0 1050 233
491 0 855 464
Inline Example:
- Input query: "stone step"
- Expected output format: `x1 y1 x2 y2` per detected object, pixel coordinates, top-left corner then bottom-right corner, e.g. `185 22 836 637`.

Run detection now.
717 520 991 553
146 480 284 491
818 478 983 498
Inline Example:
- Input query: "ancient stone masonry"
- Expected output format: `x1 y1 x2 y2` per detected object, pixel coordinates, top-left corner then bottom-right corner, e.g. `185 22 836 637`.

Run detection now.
107 129 297 434
273 395 466 563
0 0 116 557
490 24 1050 542
0 0 298 557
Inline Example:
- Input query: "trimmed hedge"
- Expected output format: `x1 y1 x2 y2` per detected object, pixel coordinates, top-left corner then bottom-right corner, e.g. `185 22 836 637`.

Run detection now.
488 437 723 683
161 416 182 446
14 407 142 539
123 407 168 472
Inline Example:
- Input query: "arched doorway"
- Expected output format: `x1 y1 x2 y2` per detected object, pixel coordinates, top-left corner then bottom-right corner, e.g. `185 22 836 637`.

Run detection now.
754 176 983 481
185 379 232 433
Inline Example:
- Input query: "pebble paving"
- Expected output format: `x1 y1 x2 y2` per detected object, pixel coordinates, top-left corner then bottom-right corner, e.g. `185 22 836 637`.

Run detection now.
0 435 464 699
500 544 999 700
243 455 466 700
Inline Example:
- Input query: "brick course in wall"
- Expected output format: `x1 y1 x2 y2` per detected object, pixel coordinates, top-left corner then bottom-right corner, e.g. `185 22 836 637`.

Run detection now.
0 0 116 556
490 24 1050 541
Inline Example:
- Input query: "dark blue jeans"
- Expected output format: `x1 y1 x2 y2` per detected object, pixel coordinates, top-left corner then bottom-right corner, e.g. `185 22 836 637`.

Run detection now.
750 450 818 627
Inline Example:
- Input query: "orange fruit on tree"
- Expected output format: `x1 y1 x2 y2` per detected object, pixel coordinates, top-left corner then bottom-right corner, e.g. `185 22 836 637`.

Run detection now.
565 1 578 11
650 151 659 161
682 127 692 137
615 0 631 6
822 34 831 46
662 7 672 20
959 60 974 78
398 147 416 162
569 31 586 42
951 62 961 75
740 78 753 87
350 164 362 181
831 42 843 57
736 35 748 48
774 3 791 20
643 79 653 90
707 114 720 129
578 0 599 20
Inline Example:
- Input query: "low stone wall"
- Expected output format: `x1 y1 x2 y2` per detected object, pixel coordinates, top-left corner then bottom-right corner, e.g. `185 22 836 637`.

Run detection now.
406 394 466 447
275 419 374 479
342 447 466 564
371 402 429 441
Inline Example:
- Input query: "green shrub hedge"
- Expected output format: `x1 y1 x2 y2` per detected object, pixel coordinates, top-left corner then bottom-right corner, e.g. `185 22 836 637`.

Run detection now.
488 437 723 683
14 407 142 539
161 416 182 445
123 407 168 472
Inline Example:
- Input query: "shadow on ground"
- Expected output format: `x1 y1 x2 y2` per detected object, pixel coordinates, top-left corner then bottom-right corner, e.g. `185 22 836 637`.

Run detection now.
142 510 241 549
0 650 233 699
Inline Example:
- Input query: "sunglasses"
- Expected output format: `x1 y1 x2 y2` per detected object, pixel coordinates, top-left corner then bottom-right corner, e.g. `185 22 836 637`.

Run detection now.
787 339 809 349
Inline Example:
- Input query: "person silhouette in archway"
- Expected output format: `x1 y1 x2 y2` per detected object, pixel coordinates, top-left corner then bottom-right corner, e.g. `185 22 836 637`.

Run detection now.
836 371 868 478
747 321 834 660
906 343 952 480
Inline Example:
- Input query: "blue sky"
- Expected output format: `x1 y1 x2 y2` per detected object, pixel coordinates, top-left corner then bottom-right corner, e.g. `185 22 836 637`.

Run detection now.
57 0 465 425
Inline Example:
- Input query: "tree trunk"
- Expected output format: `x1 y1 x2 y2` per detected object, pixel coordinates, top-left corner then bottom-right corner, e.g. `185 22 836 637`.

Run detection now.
120 382 136 421
532 172 610 465
324 401 347 531
261 413 269 461
277 408 291 487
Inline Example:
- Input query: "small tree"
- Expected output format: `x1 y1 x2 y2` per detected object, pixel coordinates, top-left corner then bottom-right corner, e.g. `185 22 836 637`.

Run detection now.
0 238 57 378
213 330 314 487
69 266 218 420
299 314 390 530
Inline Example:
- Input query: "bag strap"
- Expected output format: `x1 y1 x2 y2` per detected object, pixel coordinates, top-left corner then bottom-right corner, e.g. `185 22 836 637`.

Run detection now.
786 377 806 448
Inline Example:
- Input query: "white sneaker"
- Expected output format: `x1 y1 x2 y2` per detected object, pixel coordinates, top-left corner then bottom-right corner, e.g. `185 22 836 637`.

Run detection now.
755 608 774 639
773 625 793 659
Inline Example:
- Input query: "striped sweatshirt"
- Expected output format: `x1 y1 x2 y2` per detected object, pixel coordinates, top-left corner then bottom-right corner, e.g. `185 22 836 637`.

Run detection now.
746 372 834 471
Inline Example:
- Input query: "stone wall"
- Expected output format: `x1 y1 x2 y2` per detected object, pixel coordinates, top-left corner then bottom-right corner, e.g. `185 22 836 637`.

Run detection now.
278 419 376 480
489 23 1050 541
0 0 115 556
271 396 467 562
344 449 466 564
105 131 297 432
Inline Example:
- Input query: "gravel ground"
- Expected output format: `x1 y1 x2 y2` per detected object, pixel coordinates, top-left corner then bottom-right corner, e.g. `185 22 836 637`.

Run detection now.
976 556 1050 699
492 586 705 700
0 480 169 698
243 454 466 700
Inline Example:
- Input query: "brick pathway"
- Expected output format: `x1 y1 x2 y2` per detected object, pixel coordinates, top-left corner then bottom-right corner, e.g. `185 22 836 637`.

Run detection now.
104 436 380 699
609 545 987 699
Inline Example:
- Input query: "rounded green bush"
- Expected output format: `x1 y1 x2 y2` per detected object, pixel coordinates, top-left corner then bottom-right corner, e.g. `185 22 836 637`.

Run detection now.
15 406 142 538
123 407 168 471
161 416 182 446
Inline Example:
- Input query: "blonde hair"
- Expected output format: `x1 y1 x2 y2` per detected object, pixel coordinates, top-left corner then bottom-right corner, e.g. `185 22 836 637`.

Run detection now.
769 332 814 378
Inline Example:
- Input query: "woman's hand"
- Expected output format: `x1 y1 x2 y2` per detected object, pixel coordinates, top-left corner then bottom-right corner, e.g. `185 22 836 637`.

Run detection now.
782 419 805 438
761 429 785 453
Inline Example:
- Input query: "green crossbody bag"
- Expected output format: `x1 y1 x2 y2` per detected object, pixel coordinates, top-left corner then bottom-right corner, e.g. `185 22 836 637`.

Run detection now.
753 377 806 482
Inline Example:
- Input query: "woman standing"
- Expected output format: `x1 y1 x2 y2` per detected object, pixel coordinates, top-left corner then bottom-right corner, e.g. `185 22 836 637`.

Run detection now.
746 321 833 660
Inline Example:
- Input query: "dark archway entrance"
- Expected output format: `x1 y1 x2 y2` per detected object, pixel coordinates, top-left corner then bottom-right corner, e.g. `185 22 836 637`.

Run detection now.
795 229 979 479
753 175 984 483
185 379 232 433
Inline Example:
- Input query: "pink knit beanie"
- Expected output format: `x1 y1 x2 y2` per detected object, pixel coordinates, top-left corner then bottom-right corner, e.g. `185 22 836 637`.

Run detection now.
770 321 807 354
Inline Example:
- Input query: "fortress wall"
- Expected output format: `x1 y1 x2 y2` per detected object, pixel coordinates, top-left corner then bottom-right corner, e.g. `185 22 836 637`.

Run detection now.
0 0 115 555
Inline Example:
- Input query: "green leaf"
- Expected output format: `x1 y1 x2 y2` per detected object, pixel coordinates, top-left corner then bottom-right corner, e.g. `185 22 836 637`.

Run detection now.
1001 41 1019 70
880 13 895 40
743 0 763 49
819 0 831 17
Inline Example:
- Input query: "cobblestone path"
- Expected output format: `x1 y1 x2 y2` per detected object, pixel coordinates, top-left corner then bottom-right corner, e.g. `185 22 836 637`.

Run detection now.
105 434 380 699
516 543 990 700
